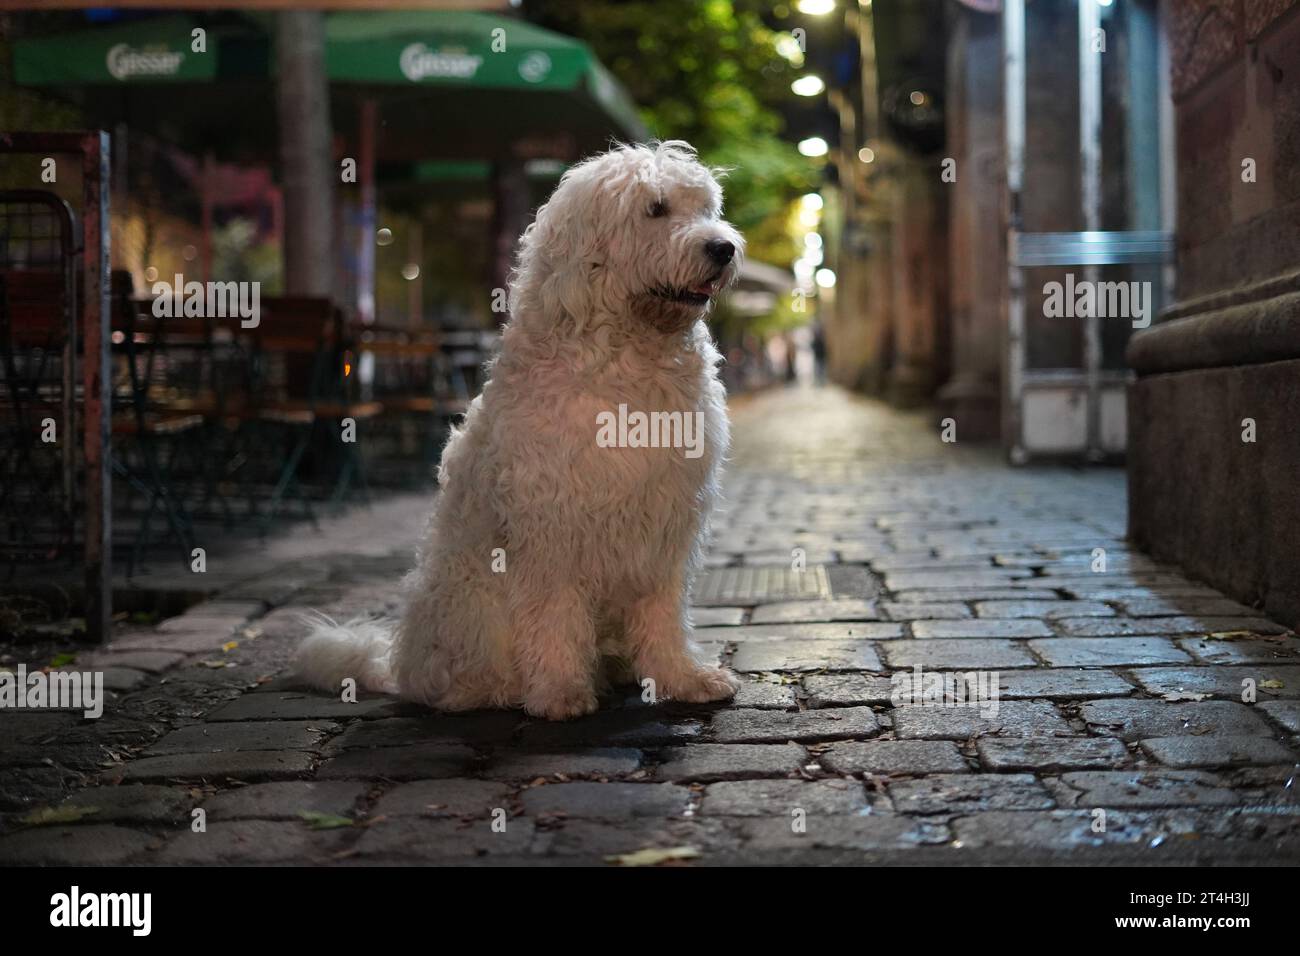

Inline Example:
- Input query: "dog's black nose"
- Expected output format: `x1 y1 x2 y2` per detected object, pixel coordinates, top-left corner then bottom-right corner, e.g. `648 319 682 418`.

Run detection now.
705 239 735 265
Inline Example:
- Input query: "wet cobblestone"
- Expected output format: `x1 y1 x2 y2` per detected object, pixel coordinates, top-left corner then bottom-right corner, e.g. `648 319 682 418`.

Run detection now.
3 387 1297 864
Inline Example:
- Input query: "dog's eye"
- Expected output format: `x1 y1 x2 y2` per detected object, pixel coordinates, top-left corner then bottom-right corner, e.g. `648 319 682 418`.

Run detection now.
648 199 669 219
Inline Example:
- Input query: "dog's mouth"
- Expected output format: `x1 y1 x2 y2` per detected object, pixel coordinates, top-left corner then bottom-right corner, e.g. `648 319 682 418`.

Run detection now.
650 270 726 307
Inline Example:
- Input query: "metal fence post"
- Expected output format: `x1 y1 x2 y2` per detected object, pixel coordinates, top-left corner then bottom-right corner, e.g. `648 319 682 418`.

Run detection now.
82 131 112 643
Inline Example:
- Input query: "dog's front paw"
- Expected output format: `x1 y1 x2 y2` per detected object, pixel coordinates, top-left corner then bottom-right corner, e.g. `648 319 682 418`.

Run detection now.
524 684 599 721
666 666 740 704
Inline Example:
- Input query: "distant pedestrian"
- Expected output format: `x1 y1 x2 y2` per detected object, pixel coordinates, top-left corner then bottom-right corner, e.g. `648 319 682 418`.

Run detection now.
811 320 827 384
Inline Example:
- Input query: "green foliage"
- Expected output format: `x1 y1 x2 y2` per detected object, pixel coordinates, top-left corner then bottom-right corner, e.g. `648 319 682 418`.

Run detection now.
297 810 355 830
533 0 816 266
715 289 809 342
212 219 283 293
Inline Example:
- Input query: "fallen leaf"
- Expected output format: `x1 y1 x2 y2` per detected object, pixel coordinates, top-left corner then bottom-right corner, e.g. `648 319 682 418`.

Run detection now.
1206 631 1255 641
297 810 354 830
48 652 77 668
23 805 100 825
1259 679 1285 689
221 641 239 653
605 845 701 867
1162 691 1211 702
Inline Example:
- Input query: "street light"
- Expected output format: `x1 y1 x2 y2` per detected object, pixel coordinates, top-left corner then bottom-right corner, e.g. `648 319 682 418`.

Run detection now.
798 136 829 157
797 0 836 14
791 75 825 97
858 146 876 163
775 34 805 66
815 268 837 288
800 193 824 212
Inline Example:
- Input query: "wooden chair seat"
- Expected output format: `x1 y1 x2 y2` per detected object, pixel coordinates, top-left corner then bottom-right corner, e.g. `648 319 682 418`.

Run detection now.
0 402 63 426
379 395 436 413
259 400 383 424
355 339 440 357
257 406 315 425
158 394 252 417
378 395 470 416
112 413 204 436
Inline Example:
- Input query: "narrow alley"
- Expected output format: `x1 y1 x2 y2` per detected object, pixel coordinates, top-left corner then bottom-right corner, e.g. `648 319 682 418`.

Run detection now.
3 385 1296 865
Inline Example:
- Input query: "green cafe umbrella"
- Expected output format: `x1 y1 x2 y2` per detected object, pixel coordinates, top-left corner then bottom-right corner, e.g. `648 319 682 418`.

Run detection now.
14 15 211 84
321 11 647 162
13 10 649 161
13 15 274 164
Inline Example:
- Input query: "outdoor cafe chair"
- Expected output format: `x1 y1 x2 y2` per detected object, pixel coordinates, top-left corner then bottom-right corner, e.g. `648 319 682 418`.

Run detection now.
109 277 204 573
0 191 81 573
250 297 380 532
0 263 78 570
347 320 478 474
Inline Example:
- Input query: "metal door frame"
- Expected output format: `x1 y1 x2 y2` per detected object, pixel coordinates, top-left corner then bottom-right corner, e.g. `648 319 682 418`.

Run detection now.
1002 0 1173 463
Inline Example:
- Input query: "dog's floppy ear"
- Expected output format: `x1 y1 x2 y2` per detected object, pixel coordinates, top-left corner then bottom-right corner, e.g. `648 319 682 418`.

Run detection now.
539 263 594 332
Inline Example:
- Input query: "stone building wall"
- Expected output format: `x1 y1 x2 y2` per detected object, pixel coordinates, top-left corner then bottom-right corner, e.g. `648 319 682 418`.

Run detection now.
1127 0 1300 626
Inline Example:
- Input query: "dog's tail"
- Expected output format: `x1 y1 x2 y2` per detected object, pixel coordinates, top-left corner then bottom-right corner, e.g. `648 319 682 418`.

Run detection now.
295 612 399 696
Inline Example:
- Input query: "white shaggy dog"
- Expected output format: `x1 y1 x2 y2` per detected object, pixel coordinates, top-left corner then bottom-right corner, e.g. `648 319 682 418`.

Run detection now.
297 141 744 720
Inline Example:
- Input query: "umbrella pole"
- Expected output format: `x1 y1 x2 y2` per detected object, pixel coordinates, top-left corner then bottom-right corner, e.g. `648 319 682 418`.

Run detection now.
407 221 423 328
275 10 335 297
358 98 377 327
490 159 528 320
201 151 214 284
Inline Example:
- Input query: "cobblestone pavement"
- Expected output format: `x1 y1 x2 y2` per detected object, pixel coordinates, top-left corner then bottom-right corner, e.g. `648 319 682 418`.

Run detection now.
2 386 1298 865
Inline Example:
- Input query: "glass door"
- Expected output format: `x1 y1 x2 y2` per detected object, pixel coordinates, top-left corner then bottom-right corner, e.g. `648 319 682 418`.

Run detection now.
1002 0 1173 462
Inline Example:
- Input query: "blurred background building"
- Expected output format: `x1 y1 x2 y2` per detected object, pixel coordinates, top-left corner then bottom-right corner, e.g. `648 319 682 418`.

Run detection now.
795 0 1299 623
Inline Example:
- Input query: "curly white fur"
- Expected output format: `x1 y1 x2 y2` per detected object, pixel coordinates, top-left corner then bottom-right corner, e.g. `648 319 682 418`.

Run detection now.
297 141 744 719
